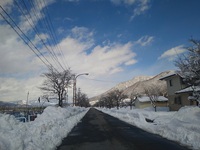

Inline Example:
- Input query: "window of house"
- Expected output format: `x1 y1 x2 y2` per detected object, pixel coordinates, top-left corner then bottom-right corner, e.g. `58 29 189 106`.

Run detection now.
174 96 182 105
169 79 173 86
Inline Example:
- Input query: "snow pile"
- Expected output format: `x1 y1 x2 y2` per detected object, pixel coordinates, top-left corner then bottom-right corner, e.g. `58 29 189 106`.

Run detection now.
0 106 88 150
153 106 200 149
98 106 200 150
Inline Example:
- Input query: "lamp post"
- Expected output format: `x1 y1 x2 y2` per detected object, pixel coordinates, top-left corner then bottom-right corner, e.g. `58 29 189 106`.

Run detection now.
73 73 89 106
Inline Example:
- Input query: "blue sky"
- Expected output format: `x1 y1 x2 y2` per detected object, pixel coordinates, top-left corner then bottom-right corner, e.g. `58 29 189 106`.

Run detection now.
0 0 200 102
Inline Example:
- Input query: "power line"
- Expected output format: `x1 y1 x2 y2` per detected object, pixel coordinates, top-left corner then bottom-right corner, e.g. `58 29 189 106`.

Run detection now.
1 1 70 73
17 0 66 71
83 77 119 83
30 0 69 70
41 0 70 69
0 5 57 72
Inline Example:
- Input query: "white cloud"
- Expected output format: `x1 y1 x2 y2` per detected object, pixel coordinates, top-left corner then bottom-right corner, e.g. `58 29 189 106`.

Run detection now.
87 42 136 75
130 0 151 20
0 76 43 101
0 1 139 102
0 0 14 13
70 26 94 46
0 0 152 102
1 21 179 101
110 0 151 19
58 34 137 77
135 35 154 46
63 17 74 22
19 0 55 33
158 45 186 61
125 59 137 65
111 0 137 5
51 27 138 98
63 0 80 2
0 25 43 74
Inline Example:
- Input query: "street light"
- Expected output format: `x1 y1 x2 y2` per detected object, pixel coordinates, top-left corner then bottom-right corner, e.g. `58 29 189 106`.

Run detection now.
73 73 89 106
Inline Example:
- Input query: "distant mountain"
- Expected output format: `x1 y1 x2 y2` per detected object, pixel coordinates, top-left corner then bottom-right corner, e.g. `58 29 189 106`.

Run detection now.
0 98 58 107
89 75 152 105
89 70 172 105
122 71 171 96
107 76 153 92
0 101 18 106
12 99 58 107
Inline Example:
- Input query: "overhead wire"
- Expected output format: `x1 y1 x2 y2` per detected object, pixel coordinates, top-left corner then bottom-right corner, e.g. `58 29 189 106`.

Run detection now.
18 0 65 71
1 0 70 73
0 5 57 72
30 0 69 70
41 0 69 69
82 77 120 83
40 0 67 70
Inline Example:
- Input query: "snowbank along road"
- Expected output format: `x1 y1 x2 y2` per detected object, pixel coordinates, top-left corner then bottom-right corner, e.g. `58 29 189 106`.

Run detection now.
57 108 190 150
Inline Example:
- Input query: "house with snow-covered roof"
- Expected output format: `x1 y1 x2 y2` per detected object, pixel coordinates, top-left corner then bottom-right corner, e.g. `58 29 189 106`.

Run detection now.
134 96 168 109
176 86 200 105
160 71 198 111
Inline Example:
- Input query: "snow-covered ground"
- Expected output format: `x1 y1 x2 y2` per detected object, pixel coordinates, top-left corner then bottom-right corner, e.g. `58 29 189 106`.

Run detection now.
97 106 200 150
0 106 89 150
1 105 199 150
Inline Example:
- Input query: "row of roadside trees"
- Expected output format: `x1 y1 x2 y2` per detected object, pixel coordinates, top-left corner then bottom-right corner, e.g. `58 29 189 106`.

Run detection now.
94 84 166 111
95 90 127 109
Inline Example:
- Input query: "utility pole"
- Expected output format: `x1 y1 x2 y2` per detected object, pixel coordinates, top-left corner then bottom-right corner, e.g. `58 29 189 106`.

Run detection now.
73 77 76 106
26 91 29 120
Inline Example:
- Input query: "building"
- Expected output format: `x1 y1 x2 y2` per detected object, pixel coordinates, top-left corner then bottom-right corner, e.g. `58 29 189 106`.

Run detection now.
176 86 199 106
160 71 198 111
134 96 168 109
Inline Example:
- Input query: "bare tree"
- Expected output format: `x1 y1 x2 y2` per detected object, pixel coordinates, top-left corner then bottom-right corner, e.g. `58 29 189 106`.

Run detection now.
175 38 200 105
40 66 73 107
76 88 90 107
144 84 163 112
104 95 114 109
108 89 127 109
95 90 127 109
129 93 140 110
96 96 107 108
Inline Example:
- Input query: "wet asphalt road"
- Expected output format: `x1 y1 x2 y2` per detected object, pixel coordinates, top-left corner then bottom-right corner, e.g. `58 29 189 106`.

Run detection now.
56 108 190 150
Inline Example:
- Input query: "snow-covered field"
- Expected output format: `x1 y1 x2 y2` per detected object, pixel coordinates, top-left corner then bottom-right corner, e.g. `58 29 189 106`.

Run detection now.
0 106 89 150
97 106 200 150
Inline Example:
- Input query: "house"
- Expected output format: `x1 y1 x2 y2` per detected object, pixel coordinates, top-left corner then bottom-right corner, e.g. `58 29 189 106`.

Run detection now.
160 71 198 111
134 96 168 109
176 86 199 106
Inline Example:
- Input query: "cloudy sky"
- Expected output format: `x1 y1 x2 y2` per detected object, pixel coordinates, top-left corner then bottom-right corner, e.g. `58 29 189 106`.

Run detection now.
0 0 200 102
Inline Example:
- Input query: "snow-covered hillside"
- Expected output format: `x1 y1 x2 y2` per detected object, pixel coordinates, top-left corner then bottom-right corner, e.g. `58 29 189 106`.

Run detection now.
90 70 172 105
123 70 171 96
108 75 152 92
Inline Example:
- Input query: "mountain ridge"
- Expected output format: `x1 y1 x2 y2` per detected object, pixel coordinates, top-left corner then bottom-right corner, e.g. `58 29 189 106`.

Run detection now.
89 70 172 105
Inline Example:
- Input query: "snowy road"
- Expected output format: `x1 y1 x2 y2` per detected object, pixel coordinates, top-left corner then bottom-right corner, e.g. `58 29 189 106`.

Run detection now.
57 108 190 150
